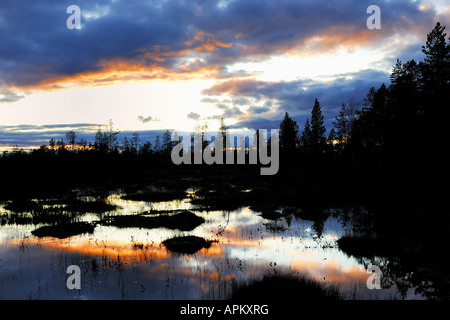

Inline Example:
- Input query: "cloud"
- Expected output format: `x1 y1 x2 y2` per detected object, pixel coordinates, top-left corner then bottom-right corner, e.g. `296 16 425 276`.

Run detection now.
0 0 438 96
0 123 102 148
0 80 25 103
202 68 390 132
207 106 244 120
0 123 101 133
248 104 272 115
228 117 281 131
0 88 24 103
187 112 201 120
0 124 170 149
204 69 389 110
137 116 161 124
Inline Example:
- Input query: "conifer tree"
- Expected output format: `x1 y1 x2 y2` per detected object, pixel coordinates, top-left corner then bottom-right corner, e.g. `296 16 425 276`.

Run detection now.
310 98 327 154
279 112 299 152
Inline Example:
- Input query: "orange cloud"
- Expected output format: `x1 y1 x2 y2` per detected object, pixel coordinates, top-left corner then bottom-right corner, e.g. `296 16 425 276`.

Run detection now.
215 41 233 48
20 58 222 93
18 31 237 93
185 31 232 49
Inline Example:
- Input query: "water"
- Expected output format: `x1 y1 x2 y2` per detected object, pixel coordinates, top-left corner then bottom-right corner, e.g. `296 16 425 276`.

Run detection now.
0 189 425 300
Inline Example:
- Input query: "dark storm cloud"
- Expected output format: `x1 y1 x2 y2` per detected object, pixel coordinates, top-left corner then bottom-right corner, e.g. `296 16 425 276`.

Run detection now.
228 117 282 131
248 104 272 115
0 0 437 89
206 68 390 131
203 69 389 112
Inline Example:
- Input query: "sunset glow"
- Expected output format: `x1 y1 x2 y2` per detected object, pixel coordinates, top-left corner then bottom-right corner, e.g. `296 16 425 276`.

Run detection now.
1 0 448 148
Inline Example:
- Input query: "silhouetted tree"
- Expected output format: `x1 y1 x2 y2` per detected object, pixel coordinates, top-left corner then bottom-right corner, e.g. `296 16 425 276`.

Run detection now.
162 130 175 153
333 103 349 148
219 117 230 151
131 132 140 154
357 84 389 150
78 138 87 148
300 118 312 153
194 122 209 152
310 98 327 154
279 112 299 152
388 58 421 163
154 135 161 152
419 22 450 167
421 22 450 107
122 136 131 154
65 131 77 146
139 141 152 155
333 102 359 154
94 125 108 153
327 128 337 153
106 119 120 153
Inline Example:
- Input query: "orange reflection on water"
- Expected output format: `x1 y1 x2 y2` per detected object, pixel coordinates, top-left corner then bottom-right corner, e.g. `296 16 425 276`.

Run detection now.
5 202 375 298
10 236 171 263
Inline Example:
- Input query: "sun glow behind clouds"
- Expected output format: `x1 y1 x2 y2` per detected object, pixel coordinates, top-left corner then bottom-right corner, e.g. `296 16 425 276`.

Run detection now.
228 33 417 83
4 79 216 132
0 28 412 137
0 0 445 145
0 36 394 136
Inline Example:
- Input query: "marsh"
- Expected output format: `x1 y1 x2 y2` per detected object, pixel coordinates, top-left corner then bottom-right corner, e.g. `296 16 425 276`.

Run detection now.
1 182 445 300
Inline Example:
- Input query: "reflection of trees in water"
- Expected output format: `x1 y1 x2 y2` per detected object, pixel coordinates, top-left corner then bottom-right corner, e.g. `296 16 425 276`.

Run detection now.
337 206 450 300
0 196 116 227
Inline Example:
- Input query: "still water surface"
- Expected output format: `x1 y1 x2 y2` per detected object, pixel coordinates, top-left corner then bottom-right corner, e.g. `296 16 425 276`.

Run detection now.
0 188 422 300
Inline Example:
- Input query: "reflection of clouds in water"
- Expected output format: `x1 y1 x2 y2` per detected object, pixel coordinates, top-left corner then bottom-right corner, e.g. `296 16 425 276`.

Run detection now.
0 192 418 299
107 194 192 214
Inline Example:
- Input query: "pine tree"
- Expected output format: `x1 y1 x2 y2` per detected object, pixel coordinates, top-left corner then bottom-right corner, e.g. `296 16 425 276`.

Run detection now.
162 130 173 152
310 98 327 154
279 112 299 152
131 132 140 154
419 22 450 164
333 103 349 145
94 126 104 152
420 22 450 118
422 22 450 74
122 136 130 154
140 141 152 155
107 119 120 153
219 117 230 150
300 118 312 153
154 135 161 152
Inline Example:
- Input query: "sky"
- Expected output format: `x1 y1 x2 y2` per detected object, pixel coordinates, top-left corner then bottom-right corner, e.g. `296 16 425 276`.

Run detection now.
1 0 450 149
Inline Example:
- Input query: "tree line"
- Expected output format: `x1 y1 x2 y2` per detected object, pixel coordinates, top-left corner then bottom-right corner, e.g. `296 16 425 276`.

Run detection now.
278 22 450 173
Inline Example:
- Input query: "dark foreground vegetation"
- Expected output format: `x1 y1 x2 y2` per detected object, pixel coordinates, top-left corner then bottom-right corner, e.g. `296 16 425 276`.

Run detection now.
229 272 341 301
162 235 216 255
